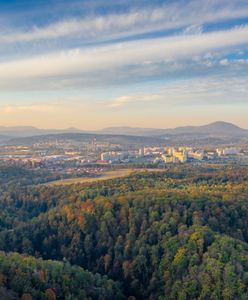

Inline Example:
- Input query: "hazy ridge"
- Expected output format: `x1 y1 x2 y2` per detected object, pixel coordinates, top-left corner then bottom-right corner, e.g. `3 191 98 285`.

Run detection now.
1 121 248 146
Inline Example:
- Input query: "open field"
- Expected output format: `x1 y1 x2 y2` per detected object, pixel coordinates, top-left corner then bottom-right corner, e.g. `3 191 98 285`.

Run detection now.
45 168 163 186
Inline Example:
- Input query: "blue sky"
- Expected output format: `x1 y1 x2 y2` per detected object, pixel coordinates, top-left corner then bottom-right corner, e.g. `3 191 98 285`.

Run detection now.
0 0 248 129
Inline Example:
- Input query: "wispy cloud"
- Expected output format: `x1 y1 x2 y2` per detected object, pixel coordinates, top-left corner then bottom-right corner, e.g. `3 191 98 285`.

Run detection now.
0 0 248 128
1 0 248 45
1 103 59 114
108 76 248 108
0 25 248 90
182 24 203 35
108 96 133 108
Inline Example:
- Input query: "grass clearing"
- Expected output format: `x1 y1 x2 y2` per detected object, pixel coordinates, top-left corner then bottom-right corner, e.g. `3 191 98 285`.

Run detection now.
45 168 163 186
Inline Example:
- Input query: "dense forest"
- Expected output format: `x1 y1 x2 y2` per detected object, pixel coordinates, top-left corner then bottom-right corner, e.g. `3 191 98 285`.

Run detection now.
1 164 248 299
0 166 61 189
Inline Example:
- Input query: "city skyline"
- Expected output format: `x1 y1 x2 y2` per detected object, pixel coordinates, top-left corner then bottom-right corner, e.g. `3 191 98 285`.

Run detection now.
0 0 248 129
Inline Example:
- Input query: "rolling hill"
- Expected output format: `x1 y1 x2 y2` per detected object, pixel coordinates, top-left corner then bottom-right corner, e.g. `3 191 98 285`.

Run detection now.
99 121 248 137
6 132 165 146
1 122 248 146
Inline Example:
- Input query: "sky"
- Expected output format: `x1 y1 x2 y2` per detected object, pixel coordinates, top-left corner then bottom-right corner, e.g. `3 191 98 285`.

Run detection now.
0 0 248 130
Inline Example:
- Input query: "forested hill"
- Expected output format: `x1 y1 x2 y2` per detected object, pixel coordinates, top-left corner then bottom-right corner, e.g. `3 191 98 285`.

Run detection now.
1 165 248 299
0 252 124 300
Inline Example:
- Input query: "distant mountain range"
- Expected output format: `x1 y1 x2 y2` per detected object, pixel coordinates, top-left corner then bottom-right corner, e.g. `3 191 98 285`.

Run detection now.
96 122 248 146
1 121 248 146
0 126 83 137
98 122 248 137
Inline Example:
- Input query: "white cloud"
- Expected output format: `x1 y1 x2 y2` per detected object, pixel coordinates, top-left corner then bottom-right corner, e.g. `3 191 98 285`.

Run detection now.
1 103 59 114
1 0 248 44
108 94 155 108
108 96 132 108
236 59 248 64
0 25 248 86
108 76 248 108
219 58 229 66
183 24 203 35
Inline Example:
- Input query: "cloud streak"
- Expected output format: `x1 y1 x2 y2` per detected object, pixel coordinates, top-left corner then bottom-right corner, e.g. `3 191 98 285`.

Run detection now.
108 76 248 108
0 25 248 89
1 0 248 45
1 103 59 114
